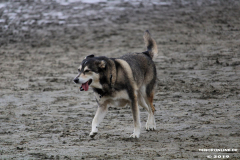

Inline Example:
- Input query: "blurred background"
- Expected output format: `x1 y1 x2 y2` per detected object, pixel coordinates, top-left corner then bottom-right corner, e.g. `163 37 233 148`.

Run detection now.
0 0 240 159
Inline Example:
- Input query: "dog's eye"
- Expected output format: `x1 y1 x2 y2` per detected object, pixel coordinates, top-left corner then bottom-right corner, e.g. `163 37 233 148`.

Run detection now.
85 70 90 73
78 69 81 72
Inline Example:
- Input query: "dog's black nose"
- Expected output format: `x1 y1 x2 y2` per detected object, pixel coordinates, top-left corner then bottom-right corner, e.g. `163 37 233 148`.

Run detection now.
73 78 79 84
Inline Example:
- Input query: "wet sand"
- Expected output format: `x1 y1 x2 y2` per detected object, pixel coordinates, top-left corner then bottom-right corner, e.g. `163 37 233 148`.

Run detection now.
0 0 240 159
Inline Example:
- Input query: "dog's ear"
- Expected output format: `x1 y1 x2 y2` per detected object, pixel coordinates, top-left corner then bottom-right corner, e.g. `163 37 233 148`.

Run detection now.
85 54 94 59
96 60 106 69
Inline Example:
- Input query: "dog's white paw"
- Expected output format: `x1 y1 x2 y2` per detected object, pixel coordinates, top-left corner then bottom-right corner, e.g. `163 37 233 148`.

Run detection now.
130 128 140 138
89 132 98 138
146 121 156 131
130 132 140 138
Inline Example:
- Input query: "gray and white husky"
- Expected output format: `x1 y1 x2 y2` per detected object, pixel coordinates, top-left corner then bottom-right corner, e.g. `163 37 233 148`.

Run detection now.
73 30 158 138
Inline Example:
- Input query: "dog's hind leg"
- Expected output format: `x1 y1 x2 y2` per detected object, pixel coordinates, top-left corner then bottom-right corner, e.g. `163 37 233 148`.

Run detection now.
145 91 156 131
138 94 149 112
89 104 108 138
140 86 156 131
129 92 141 138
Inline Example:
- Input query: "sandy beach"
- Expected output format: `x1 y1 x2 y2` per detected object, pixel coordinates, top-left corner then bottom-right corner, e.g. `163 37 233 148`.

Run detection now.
0 0 239 159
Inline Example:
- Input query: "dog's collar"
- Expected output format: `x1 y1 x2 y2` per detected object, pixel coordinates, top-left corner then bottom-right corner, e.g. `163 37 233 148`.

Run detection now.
93 88 105 99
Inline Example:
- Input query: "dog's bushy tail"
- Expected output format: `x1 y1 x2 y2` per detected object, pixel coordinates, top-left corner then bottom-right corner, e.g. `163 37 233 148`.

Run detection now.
143 30 158 59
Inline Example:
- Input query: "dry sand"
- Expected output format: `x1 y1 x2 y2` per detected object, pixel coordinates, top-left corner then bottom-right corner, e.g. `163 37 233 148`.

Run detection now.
0 0 239 159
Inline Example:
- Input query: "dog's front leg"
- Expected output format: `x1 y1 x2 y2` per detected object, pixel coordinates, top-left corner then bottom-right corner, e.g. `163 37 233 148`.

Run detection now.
130 95 141 138
89 104 108 138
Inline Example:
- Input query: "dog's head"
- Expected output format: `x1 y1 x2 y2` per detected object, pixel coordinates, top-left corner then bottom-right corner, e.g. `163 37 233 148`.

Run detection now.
73 54 106 91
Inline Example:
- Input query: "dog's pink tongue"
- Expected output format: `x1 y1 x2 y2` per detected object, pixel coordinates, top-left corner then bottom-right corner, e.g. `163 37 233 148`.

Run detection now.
82 82 89 91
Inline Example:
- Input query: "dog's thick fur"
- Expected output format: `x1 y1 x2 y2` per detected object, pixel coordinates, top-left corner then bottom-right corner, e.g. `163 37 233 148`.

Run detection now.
73 30 158 138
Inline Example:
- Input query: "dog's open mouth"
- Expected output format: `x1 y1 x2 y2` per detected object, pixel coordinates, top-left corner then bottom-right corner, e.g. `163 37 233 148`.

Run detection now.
80 79 92 91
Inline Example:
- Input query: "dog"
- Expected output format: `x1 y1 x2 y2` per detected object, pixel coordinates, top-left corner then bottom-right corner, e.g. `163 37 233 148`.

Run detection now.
73 30 158 138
